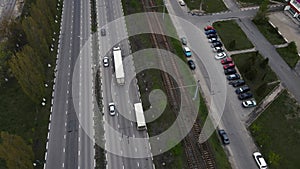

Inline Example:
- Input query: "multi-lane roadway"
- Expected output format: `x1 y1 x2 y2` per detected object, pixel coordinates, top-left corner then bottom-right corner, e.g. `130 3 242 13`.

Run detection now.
97 0 154 168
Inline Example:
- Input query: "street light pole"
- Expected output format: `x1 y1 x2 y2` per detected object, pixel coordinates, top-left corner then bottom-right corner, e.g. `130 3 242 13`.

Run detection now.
193 80 200 100
163 0 165 20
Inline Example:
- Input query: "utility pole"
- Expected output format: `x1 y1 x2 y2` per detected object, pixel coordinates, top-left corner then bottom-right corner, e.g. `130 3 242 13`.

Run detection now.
193 80 200 100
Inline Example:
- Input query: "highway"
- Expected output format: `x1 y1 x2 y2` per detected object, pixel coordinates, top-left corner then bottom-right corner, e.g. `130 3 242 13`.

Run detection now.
46 0 95 168
96 0 154 169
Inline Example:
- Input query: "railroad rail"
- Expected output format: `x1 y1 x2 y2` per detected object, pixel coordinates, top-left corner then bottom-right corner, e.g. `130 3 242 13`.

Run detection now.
140 0 216 168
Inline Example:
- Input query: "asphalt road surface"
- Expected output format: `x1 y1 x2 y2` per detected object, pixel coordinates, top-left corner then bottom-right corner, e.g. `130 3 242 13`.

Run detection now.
97 0 154 168
45 0 95 168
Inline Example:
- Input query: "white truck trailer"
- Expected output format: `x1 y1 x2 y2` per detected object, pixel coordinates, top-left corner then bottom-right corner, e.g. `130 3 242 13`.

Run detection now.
134 103 147 130
113 47 125 85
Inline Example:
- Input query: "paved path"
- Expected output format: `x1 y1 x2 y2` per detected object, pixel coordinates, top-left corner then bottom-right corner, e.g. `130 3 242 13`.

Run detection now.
245 83 284 127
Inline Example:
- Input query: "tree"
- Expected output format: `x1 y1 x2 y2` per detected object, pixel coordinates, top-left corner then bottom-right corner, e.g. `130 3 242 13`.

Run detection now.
253 0 269 25
8 45 45 103
0 132 34 169
260 57 269 68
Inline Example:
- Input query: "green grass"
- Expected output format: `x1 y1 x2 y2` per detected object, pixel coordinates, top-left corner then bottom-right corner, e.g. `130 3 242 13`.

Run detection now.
231 52 279 103
0 79 50 168
185 0 227 13
213 20 254 51
250 90 300 169
254 22 286 45
276 42 299 68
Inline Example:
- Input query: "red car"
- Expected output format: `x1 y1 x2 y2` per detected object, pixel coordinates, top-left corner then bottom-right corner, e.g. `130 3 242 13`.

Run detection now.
223 63 235 70
204 25 214 31
221 57 233 64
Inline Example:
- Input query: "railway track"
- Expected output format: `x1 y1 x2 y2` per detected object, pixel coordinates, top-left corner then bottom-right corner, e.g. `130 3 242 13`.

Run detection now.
139 0 216 169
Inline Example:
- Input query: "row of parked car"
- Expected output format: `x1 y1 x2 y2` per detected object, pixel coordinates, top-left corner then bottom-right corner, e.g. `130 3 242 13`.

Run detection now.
181 37 196 70
204 26 267 169
203 25 257 108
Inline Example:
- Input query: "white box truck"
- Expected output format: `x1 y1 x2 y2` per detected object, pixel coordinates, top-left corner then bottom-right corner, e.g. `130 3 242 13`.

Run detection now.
134 103 147 130
113 47 125 85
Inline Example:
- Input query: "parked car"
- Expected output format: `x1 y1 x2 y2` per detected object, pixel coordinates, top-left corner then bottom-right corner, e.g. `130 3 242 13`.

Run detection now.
103 56 109 67
221 57 233 64
183 47 192 57
208 38 218 43
215 52 227 60
204 25 214 31
227 73 240 80
181 37 187 45
211 41 223 48
253 152 268 169
218 129 230 145
213 46 224 53
187 60 196 70
205 29 217 35
235 85 250 94
108 102 116 116
242 100 257 108
178 0 186 6
223 63 235 69
238 92 253 100
207 34 218 39
230 79 245 87
224 68 236 75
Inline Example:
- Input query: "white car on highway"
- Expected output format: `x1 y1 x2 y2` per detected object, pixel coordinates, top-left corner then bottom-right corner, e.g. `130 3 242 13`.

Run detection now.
109 103 116 116
103 56 109 67
253 152 267 169
215 52 227 60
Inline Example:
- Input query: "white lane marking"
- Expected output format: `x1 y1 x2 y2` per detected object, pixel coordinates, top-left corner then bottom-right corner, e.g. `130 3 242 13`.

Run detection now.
67 90 69 94
133 134 135 138
65 111 67 115
63 148 65 152
137 162 140 167
78 150 80 156
135 147 137 152
64 134 66 139
62 163 64 168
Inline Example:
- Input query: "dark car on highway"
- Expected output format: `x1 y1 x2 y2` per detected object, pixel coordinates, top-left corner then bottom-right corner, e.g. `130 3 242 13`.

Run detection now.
235 85 250 94
238 92 253 100
218 129 230 145
227 73 240 80
224 68 236 75
231 79 245 87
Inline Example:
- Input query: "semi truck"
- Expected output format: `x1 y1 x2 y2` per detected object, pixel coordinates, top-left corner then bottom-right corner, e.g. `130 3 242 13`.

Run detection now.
113 47 125 85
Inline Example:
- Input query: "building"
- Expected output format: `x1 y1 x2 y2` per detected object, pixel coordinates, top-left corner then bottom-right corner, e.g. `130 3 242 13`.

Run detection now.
284 0 300 22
